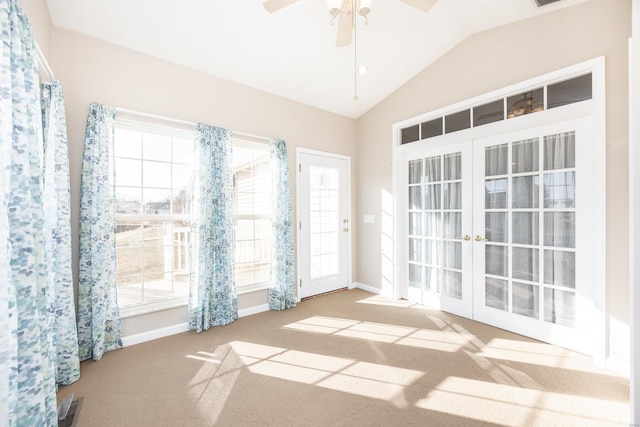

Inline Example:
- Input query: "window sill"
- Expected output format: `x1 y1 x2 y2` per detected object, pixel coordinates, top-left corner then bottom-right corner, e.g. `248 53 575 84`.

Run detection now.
119 297 188 319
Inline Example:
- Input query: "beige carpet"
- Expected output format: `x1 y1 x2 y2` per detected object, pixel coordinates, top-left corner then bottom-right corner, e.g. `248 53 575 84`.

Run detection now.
57 289 629 426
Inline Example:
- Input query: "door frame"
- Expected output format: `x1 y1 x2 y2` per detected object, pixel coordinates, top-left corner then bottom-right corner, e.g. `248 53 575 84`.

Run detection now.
295 147 352 302
392 57 606 361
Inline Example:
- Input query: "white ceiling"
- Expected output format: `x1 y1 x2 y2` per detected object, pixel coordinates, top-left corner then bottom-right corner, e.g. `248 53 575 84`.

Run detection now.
46 0 589 118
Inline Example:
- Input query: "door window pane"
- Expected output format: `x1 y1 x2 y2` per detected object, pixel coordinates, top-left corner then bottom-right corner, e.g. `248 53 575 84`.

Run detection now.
443 182 461 209
424 240 440 265
513 247 539 282
443 212 461 239
409 264 422 289
485 178 508 209
544 212 575 248
443 153 461 180
424 157 441 183
544 172 575 208
409 212 422 236
486 277 508 311
513 282 539 319
486 245 508 277
443 270 462 299
544 250 575 289
409 238 422 263
409 160 422 184
486 212 507 243
512 176 539 209
512 138 539 173
424 213 442 238
544 288 575 327
443 241 461 269
512 212 539 245
544 132 575 170
409 186 422 210
424 184 441 210
485 144 508 176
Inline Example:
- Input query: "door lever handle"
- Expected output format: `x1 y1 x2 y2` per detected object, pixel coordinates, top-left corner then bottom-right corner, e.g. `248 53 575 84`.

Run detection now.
475 235 489 242
455 235 471 241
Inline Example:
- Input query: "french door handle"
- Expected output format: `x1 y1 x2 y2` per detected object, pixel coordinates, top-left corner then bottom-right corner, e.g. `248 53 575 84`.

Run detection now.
456 235 471 241
475 235 489 242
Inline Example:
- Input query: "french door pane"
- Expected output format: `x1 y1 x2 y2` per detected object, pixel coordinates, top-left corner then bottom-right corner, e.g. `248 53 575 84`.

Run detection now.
482 131 577 327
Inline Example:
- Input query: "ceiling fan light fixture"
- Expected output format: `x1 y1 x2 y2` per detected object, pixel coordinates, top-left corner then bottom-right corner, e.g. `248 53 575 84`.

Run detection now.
357 0 372 17
327 0 344 17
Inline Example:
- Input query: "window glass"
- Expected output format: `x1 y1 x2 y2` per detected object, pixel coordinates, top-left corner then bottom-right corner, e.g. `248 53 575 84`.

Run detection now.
548 74 592 109
401 125 420 144
473 100 504 127
445 110 470 134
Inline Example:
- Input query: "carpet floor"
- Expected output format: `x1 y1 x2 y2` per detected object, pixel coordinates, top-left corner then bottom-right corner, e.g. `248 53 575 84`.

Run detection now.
57 289 629 426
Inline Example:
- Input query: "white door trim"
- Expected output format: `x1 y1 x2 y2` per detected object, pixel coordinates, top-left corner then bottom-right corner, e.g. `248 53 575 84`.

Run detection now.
295 147 352 301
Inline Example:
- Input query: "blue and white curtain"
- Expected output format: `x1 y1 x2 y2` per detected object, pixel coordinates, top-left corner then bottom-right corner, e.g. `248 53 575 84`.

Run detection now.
78 102 122 361
1 0 59 424
189 124 238 332
41 80 81 386
268 139 296 310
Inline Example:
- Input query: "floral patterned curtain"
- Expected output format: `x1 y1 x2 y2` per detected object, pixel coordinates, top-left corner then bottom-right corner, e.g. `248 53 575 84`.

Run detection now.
78 102 122 361
1 0 58 424
41 80 81 385
189 124 238 332
268 139 296 310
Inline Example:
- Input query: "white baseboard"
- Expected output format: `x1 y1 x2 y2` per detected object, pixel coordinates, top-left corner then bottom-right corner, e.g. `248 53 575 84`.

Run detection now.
351 282 382 295
122 303 271 347
238 303 270 318
122 322 190 347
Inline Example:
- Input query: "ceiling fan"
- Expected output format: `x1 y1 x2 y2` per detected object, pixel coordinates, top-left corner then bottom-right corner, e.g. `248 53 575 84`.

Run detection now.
263 0 438 47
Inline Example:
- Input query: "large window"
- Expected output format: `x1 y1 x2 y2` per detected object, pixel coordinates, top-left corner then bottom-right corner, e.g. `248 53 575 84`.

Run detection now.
113 124 274 310
113 125 194 309
233 143 273 291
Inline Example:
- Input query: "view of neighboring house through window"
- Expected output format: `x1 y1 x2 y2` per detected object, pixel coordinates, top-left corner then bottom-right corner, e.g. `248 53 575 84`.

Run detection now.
113 123 274 310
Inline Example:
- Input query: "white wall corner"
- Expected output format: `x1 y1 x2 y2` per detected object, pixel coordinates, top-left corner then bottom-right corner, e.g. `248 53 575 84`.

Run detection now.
352 282 386 296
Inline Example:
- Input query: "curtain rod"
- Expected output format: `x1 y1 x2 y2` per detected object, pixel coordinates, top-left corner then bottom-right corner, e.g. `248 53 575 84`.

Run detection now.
115 107 273 142
35 42 55 83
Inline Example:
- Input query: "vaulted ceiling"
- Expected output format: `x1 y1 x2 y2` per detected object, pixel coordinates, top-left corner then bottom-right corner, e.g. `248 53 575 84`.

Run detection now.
46 0 589 118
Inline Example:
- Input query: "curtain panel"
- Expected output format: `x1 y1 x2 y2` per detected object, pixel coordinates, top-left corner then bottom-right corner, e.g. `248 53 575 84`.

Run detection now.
41 80 81 386
189 123 238 332
78 102 122 361
268 139 296 310
1 0 58 424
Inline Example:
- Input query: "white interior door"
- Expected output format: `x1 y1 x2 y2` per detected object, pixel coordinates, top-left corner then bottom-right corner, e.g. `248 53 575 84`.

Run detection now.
472 118 595 354
297 150 350 299
405 142 473 318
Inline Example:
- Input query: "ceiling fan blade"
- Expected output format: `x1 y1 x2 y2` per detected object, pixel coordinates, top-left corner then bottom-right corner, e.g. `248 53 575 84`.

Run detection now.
335 0 354 47
263 0 299 13
400 0 438 13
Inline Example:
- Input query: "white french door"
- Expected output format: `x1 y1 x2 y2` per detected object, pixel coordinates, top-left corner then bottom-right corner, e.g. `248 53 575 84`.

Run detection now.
402 117 596 354
405 142 473 318
297 150 351 299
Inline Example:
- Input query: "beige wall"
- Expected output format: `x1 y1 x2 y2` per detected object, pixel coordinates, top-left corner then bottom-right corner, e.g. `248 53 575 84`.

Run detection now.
355 0 631 366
